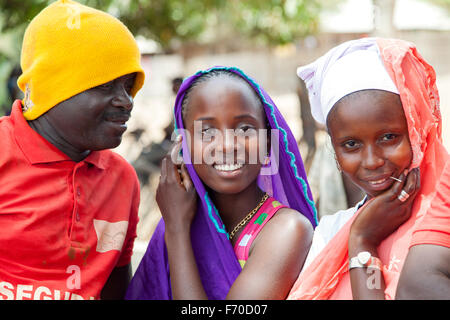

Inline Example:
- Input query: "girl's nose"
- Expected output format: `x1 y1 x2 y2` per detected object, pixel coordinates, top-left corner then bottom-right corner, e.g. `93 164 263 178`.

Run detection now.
222 129 238 153
362 145 385 170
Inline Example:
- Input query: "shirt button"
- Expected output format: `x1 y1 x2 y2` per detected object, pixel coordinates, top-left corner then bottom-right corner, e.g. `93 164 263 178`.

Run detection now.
76 187 81 197
76 211 80 221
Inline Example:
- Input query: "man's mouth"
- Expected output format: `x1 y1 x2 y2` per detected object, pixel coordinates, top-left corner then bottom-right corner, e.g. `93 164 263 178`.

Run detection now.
104 113 130 130
105 115 130 123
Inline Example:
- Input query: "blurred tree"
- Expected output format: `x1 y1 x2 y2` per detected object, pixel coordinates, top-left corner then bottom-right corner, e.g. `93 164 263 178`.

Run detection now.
118 0 323 50
424 0 450 11
0 0 115 31
0 0 327 114
1 0 448 56
226 0 321 45
0 0 322 51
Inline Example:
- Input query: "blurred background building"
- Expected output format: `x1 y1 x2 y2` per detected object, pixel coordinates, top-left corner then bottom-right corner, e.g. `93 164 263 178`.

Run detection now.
1 0 448 273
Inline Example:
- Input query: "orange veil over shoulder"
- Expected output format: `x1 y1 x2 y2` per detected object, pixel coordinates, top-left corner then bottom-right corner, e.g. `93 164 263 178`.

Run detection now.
288 38 449 300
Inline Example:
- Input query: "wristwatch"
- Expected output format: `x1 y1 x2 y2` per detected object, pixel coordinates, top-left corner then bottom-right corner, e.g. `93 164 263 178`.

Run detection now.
349 251 383 270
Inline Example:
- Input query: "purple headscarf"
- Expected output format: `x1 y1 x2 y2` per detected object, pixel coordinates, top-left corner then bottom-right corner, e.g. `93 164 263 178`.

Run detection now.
125 66 317 300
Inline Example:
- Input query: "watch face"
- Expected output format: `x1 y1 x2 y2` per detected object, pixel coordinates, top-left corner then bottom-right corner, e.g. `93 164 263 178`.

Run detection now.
358 251 371 265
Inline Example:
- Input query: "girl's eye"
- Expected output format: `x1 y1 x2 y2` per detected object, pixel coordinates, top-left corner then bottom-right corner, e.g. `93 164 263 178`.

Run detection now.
235 125 256 136
240 125 253 132
201 128 217 140
381 133 397 141
342 140 360 150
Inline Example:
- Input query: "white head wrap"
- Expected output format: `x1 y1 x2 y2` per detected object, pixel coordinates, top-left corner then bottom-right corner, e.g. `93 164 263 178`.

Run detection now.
297 37 399 125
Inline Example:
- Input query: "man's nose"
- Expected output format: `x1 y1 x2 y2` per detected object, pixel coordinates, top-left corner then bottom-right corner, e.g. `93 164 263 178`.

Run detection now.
112 85 133 111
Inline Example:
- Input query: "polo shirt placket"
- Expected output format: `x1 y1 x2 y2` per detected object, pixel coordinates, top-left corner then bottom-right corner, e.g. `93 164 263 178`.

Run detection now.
69 161 88 248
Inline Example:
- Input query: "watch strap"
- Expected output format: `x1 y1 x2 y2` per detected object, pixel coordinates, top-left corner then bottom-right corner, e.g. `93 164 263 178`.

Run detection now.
349 255 382 270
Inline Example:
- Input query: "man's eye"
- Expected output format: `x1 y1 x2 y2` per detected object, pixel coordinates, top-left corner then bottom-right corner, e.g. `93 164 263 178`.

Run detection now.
125 81 134 94
97 82 113 90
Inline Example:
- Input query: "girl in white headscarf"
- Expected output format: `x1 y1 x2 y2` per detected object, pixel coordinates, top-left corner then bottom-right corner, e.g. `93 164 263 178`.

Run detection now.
288 37 449 299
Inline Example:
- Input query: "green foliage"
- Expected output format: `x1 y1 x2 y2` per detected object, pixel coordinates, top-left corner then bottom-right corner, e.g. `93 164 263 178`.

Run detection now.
118 0 322 48
0 0 324 114
116 0 211 48
0 0 323 50
227 0 321 45
421 0 450 11
0 0 115 31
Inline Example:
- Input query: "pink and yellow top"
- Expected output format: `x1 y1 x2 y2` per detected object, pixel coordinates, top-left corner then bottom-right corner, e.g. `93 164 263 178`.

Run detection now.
233 197 287 268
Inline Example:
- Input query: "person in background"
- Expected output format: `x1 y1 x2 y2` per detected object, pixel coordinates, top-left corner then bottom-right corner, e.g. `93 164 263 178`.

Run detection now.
1 66 22 116
0 0 145 300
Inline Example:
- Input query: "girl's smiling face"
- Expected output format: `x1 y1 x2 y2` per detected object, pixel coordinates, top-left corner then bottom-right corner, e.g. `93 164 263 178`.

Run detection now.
327 90 413 199
183 75 267 195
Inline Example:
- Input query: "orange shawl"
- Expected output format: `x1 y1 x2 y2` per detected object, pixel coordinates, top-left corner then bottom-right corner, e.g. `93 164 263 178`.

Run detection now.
288 38 449 300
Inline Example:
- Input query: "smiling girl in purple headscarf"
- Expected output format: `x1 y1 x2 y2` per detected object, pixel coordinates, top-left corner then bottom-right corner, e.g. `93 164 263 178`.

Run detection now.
125 66 317 300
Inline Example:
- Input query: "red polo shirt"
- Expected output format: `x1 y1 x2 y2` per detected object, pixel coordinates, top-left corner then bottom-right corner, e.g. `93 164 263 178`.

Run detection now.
0 101 140 300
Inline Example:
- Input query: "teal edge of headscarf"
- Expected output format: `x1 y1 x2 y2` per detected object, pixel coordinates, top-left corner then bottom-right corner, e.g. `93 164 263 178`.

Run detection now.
205 193 230 239
173 66 319 232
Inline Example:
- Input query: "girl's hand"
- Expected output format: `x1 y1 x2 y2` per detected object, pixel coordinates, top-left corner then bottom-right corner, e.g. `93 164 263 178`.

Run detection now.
156 136 197 234
349 168 421 250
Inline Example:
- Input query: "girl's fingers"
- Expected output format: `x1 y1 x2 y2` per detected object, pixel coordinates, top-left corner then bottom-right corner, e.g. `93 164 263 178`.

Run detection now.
166 155 183 186
405 168 421 202
180 163 194 191
415 167 421 192
403 168 418 194
397 168 420 204
390 171 407 201
161 135 183 186
160 157 167 178
170 135 183 165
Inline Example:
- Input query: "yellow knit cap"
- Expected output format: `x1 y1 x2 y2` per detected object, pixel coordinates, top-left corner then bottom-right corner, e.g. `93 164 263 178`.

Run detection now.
17 0 145 120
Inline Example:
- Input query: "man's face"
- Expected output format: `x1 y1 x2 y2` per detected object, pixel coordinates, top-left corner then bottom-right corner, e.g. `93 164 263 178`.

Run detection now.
40 73 136 152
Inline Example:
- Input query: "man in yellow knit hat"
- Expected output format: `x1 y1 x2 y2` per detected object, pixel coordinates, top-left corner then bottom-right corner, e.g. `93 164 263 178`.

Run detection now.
0 0 146 299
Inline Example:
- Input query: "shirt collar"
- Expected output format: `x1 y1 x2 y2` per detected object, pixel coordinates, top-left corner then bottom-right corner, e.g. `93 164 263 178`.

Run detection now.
11 100 106 169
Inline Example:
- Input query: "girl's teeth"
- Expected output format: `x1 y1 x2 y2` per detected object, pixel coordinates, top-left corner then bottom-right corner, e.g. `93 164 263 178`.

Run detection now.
214 163 243 171
369 178 387 185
